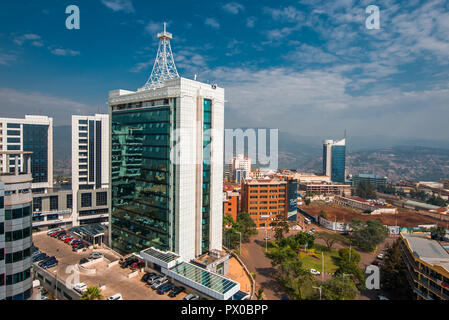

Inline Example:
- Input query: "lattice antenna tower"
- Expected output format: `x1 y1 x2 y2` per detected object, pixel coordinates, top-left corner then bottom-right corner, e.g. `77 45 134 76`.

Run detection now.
141 22 180 91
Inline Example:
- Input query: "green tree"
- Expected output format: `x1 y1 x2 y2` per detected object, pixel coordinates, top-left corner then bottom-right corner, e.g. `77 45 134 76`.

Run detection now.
80 286 104 300
236 212 257 242
349 219 389 252
319 210 327 219
272 212 290 241
320 275 358 300
355 181 377 199
317 232 346 251
380 240 413 299
431 225 447 239
427 196 447 207
256 288 264 300
304 198 311 206
294 232 315 251
334 247 365 289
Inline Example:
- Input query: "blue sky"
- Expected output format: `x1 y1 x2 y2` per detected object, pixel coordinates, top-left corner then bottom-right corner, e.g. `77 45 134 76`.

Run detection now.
0 0 448 141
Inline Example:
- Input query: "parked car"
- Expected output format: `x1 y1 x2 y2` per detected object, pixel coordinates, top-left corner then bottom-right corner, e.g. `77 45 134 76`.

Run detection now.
32 250 42 257
73 283 87 294
64 237 74 243
42 259 58 269
108 293 123 301
310 269 321 275
168 286 185 298
47 228 62 236
372 260 379 266
73 244 88 252
130 261 145 270
89 252 104 260
79 258 90 265
70 239 81 246
57 233 67 240
152 278 168 290
184 294 200 301
377 253 384 260
50 231 62 237
38 256 56 267
33 253 48 263
157 283 174 295
147 275 161 285
378 295 389 300
142 272 157 283
120 257 138 268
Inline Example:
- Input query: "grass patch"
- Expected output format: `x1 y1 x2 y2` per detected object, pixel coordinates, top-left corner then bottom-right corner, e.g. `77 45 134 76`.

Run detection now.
299 245 340 274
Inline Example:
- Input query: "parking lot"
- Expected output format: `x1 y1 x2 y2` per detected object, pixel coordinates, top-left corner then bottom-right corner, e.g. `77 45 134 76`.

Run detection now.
33 231 187 300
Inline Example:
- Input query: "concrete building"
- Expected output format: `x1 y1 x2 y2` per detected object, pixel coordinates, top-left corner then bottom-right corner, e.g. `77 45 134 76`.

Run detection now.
241 179 288 229
71 114 109 226
0 151 33 300
352 173 387 189
323 138 346 183
223 191 239 221
0 116 53 192
230 154 251 183
400 233 449 300
109 27 224 262
298 181 351 197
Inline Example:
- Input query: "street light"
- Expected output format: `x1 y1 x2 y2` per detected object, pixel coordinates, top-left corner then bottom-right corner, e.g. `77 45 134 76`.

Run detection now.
313 286 322 300
321 251 325 282
265 226 268 253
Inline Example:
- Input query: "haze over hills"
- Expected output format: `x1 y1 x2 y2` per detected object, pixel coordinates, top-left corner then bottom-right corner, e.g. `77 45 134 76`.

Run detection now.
53 126 449 181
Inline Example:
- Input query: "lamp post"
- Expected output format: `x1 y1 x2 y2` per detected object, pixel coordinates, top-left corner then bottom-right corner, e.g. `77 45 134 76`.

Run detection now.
265 226 268 253
321 251 324 282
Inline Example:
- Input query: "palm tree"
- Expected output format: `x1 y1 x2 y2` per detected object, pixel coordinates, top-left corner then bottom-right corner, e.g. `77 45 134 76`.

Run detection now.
80 286 104 300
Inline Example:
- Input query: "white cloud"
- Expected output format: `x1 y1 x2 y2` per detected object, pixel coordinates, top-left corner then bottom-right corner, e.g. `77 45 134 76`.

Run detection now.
50 48 80 56
223 2 244 15
101 0 135 13
130 61 152 73
205 18 220 29
246 17 256 28
0 53 16 66
14 34 42 46
0 88 95 126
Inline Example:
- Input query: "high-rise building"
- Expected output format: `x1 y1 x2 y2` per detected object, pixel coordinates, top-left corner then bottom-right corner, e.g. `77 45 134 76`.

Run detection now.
0 116 53 192
109 26 224 261
0 151 33 300
323 138 346 183
71 114 109 226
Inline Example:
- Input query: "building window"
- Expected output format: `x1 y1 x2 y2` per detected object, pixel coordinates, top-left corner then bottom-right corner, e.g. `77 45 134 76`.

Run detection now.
96 192 107 206
0 196 3 209
50 196 59 211
67 194 73 209
81 193 92 208
33 197 42 212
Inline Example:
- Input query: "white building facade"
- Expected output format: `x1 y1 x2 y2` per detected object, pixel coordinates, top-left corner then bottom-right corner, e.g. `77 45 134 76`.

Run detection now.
71 114 109 226
0 116 53 192
109 77 224 261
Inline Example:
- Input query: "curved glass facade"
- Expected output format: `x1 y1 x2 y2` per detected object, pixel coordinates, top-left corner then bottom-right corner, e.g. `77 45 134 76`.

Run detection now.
331 145 346 183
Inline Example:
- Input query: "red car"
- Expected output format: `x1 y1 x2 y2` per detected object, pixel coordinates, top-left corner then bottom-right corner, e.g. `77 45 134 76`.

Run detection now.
64 237 74 243
50 231 62 237
130 261 145 270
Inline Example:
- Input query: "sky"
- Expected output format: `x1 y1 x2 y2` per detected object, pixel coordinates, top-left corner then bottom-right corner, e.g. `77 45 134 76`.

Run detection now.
0 0 448 141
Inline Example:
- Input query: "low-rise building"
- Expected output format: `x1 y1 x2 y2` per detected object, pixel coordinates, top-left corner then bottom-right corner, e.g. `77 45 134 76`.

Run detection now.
299 181 351 197
223 191 239 222
241 179 288 229
400 233 449 300
352 173 387 189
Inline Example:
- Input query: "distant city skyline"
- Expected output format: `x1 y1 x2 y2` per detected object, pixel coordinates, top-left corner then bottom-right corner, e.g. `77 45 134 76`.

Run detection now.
0 0 448 140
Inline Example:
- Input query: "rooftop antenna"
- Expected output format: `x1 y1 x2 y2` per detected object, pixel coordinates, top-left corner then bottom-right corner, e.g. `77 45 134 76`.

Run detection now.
140 22 180 91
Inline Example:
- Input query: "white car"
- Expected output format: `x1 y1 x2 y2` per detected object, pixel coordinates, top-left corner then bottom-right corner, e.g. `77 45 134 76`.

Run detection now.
108 293 123 300
310 269 321 275
89 252 104 260
73 283 88 294
377 253 384 260
378 295 389 300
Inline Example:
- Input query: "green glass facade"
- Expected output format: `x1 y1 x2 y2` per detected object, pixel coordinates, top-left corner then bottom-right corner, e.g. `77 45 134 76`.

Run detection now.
111 106 172 254
202 99 212 254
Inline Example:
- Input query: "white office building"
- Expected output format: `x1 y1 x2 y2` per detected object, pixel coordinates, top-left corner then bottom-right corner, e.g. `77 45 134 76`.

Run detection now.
71 114 109 226
0 116 53 192
109 26 224 262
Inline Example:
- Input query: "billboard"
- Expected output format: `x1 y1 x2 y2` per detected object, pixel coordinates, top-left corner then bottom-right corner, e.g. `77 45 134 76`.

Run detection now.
287 179 298 219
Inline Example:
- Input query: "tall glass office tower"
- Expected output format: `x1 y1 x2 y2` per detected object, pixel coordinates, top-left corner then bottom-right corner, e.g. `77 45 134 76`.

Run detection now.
108 27 224 260
323 138 346 183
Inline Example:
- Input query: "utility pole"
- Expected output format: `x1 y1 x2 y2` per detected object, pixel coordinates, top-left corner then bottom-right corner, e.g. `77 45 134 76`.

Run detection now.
321 252 324 282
